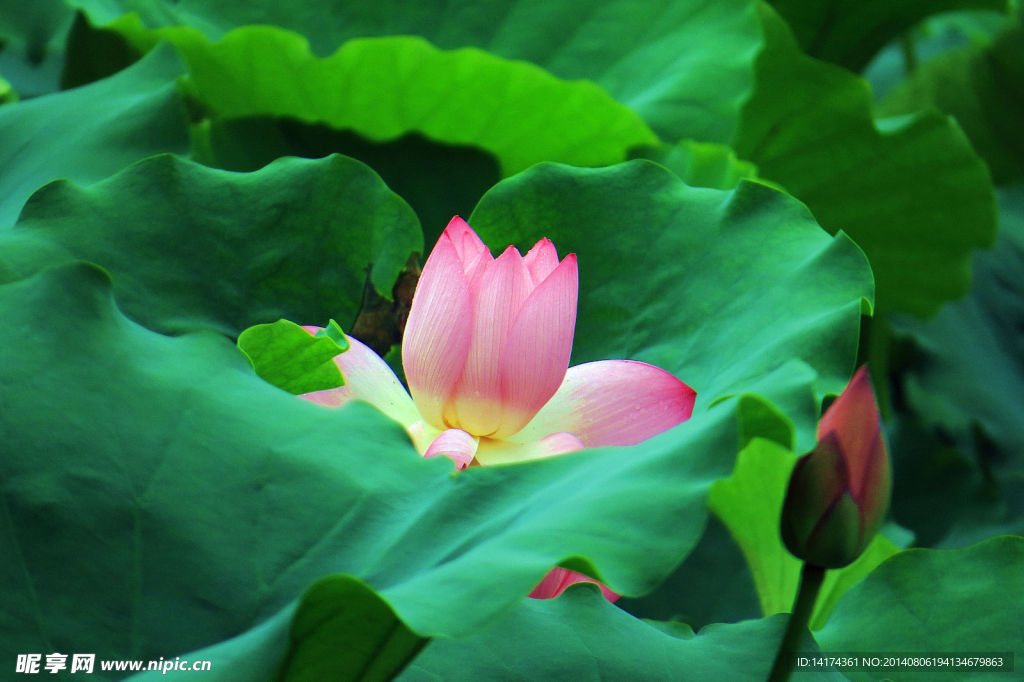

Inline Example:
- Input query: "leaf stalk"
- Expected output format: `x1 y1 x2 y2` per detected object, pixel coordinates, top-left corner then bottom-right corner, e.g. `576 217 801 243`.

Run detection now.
768 562 826 682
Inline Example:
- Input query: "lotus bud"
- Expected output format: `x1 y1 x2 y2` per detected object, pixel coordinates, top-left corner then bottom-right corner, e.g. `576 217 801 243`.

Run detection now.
781 366 891 568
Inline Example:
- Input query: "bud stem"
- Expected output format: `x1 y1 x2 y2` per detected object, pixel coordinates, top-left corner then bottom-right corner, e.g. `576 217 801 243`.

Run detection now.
768 562 826 682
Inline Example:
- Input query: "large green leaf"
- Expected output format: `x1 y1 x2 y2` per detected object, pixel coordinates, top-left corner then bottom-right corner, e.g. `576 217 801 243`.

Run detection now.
0 262 790 673
631 139 761 190
71 0 762 144
470 161 873 449
767 0 1007 73
880 19 1024 183
127 607 294 682
815 536 1024 681
277 575 427 682
735 4 997 317
198 119 502 247
0 43 188 229
96 21 658 175
404 585 818 681
126 587 838 681
0 153 422 336
617 514 762 629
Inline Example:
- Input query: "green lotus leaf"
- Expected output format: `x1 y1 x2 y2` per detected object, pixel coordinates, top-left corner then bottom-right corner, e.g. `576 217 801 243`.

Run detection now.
237 319 348 395
631 139 761 190
93 18 658 176
617 515 762 629
126 607 294 681
404 585 815 680
0 43 188 229
880 19 1024 183
123 586 842 681
69 0 762 144
0 154 422 336
735 4 997 317
67 0 761 244
278 575 427 682
815 536 1024 681
127 578 431 681
198 119 501 247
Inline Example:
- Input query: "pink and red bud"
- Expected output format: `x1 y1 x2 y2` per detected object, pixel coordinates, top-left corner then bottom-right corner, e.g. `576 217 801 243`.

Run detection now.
780 366 891 569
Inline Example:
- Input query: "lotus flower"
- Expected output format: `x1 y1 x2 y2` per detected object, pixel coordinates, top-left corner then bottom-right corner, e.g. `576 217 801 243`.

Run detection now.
302 216 696 597
780 366 891 569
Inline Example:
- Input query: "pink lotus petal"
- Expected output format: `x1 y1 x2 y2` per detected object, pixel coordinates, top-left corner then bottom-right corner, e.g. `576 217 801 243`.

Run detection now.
512 359 696 447
475 431 585 466
815 365 890 537
494 253 578 438
406 419 442 454
443 216 490 266
818 366 880 501
423 428 478 470
539 431 586 456
523 238 560 286
447 246 532 436
462 246 493 290
299 330 419 427
529 567 620 602
402 232 474 430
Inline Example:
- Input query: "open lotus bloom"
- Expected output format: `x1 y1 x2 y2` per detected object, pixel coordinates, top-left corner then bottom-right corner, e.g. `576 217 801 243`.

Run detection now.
301 216 697 599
